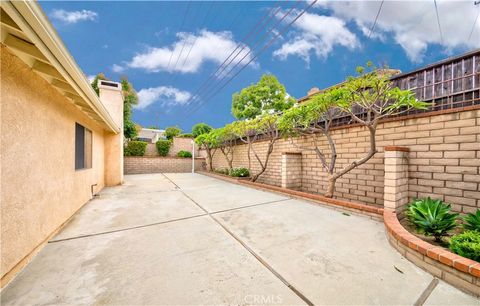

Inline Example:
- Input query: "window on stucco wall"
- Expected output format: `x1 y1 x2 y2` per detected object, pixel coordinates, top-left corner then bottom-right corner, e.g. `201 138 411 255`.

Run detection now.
75 123 92 170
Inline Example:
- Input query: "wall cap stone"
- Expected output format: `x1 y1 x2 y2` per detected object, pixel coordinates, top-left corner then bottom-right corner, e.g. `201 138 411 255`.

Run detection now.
384 146 410 152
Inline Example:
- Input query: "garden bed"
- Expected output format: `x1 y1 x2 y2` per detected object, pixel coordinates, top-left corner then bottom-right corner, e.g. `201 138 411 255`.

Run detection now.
384 209 480 297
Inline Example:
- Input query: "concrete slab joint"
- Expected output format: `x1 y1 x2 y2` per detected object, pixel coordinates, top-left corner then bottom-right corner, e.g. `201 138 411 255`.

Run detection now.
384 146 410 215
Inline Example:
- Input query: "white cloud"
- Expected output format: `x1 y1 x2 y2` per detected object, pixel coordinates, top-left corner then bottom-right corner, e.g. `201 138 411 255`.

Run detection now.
273 11 359 64
136 86 192 110
50 9 98 24
111 64 125 73
319 1 480 63
124 30 254 73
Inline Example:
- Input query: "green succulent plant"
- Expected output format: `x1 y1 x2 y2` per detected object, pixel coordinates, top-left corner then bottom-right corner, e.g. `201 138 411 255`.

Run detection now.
462 210 480 232
406 198 458 242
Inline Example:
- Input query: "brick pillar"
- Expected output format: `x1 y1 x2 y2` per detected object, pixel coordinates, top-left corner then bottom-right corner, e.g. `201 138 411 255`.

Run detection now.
281 152 302 190
384 146 410 217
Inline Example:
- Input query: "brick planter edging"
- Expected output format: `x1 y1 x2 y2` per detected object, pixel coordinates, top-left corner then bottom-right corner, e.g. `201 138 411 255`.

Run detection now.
198 171 383 216
384 209 480 296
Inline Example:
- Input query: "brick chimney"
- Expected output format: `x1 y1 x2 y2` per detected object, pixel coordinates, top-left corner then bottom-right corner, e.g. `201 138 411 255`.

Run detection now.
98 80 124 186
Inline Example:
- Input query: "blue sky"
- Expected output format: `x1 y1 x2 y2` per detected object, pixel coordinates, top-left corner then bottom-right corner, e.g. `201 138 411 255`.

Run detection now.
40 1 479 132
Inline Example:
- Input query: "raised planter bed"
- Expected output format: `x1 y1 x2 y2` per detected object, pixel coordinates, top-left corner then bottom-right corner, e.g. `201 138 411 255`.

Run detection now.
384 209 480 297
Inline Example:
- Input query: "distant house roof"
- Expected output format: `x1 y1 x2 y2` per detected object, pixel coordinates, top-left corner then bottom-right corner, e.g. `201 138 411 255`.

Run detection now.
1 1 120 133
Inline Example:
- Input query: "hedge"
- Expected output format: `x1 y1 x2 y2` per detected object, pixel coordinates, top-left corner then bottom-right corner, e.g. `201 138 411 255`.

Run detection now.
124 141 147 156
156 140 171 156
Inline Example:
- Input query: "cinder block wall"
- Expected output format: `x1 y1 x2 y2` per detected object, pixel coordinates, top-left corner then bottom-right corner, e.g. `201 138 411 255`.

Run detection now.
170 137 198 157
210 109 480 213
124 157 206 174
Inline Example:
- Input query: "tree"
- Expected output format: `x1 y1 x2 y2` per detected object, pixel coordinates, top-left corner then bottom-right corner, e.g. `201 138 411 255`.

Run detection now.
165 126 182 140
278 64 428 198
90 73 106 95
232 114 279 182
195 131 219 171
192 123 213 138
214 126 236 170
121 77 139 139
231 74 295 120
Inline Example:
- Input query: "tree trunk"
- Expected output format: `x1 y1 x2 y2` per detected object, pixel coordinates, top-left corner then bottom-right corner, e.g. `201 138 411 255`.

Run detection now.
250 140 275 182
206 149 213 171
247 142 252 171
325 175 336 198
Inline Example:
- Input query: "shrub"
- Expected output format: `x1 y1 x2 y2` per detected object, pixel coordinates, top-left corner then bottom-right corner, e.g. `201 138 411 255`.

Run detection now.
406 197 458 242
214 168 229 175
462 210 480 232
177 150 192 158
124 141 147 156
178 133 194 138
156 140 171 156
165 126 182 140
449 231 480 262
229 167 250 177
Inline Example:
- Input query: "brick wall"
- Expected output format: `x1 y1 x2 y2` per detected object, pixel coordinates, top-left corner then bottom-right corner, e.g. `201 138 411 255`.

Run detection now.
170 137 198 157
124 157 206 174
210 109 480 213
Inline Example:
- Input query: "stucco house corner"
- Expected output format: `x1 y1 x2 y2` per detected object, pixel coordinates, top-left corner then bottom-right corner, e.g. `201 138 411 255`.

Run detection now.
0 1 124 286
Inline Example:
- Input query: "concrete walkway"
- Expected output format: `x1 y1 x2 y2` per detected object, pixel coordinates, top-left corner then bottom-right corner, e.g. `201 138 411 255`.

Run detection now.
2 173 478 305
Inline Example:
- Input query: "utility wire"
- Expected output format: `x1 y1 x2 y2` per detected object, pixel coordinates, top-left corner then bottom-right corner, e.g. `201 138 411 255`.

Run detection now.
182 0 318 122
368 0 384 39
468 4 480 43
184 1 298 115
169 1 215 86
433 0 444 45
166 1 191 71
179 2 282 115
180 1 211 68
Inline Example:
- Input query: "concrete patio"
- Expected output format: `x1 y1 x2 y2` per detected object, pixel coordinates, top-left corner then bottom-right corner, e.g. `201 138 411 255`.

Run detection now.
1 173 478 305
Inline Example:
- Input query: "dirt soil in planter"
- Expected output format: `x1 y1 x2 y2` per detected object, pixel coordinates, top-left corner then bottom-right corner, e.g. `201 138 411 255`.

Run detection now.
399 218 463 249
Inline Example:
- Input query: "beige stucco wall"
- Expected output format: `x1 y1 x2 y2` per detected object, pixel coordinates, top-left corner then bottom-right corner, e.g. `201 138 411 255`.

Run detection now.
0 46 108 281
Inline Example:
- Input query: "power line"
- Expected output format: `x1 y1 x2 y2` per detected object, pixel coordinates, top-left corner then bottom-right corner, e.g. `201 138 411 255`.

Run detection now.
184 1 298 114
468 3 480 43
433 0 444 45
182 0 318 122
179 2 282 115
166 1 191 71
368 0 384 39
169 1 216 85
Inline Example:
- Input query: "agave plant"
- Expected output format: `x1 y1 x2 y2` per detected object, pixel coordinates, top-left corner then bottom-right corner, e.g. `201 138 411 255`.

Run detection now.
406 198 458 242
462 210 480 232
